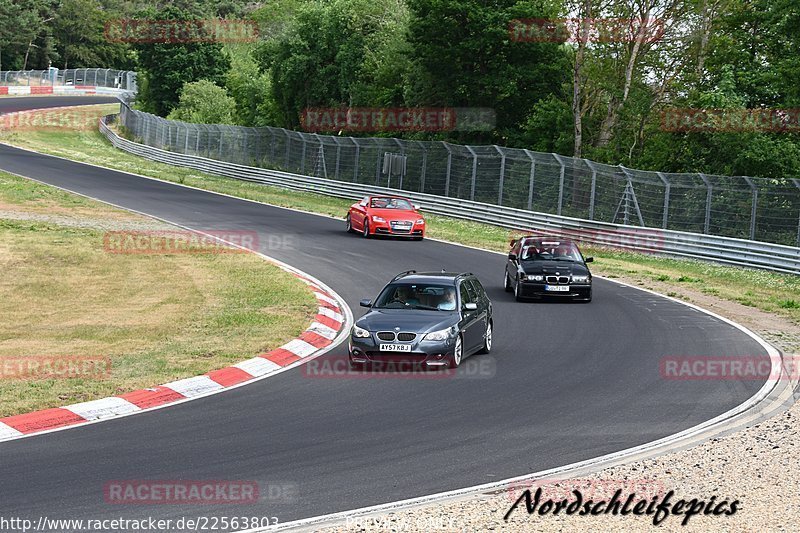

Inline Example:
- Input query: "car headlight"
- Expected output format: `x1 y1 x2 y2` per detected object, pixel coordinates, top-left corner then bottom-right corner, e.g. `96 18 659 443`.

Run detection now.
372 216 386 223
352 325 370 338
416 219 425 225
524 274 544 281
571 275 590 283
423 326 456 341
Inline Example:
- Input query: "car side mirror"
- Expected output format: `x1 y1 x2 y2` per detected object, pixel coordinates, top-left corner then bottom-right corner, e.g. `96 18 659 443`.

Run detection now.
413 204 421 210
585 257 593 263
508 252 517 260
359 299 372 308
463 302 478 311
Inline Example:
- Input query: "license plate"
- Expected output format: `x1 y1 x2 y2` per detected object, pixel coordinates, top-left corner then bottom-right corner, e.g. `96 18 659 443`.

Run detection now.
380 343 411 352
545 285 570 292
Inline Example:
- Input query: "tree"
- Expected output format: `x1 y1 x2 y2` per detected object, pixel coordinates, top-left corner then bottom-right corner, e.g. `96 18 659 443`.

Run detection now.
255 0 411 129
0 0 39 72
404 0 569 143
167 80 237 124
133 6 231 116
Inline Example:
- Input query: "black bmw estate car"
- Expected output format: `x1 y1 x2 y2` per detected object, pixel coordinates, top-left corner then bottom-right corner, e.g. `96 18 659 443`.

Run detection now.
504 237 593 302
349 271 493 369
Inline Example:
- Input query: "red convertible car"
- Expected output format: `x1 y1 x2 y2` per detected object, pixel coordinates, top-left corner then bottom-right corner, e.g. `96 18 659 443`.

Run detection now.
346 195 426 239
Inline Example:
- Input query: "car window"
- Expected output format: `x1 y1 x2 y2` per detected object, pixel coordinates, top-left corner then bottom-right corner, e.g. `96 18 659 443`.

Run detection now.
370 197 412 210
459 282 473 307
522 240 583 262
469 278 485 299
373 283 456 311
464 280 479 302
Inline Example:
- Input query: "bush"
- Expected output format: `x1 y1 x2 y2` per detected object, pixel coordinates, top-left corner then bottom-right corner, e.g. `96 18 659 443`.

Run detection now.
167 80 237 125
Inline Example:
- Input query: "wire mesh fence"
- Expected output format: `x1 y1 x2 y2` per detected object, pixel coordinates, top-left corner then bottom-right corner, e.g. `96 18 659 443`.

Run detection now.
0 69 136 91
115 101 800 247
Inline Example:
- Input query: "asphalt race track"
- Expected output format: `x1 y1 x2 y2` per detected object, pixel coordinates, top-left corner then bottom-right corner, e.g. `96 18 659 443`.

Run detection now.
0 97 769 528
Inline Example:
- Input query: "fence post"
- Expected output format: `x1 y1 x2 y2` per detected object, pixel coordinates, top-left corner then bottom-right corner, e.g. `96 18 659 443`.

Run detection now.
444 143 452 197
698 173 712 234
793 179 800 246
195 125 201 154
353 138 360 182
742 177 758 240
552 153 566 216
656 172 670 229
284 130 291 169
465 146 478 201
494 145 506 206
331 136 341 180
300 134 307 174
394 139 405 190
523 149 536 211
417 141 427 193
184 123 189 153
584 159 597 220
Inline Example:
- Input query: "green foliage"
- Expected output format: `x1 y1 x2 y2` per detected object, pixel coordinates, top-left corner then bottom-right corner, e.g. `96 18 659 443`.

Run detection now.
405 0 569 143
133 6 231 116
166 80 237 125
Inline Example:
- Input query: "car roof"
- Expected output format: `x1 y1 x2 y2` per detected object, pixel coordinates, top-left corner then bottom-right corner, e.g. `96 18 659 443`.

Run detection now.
391 271 472 284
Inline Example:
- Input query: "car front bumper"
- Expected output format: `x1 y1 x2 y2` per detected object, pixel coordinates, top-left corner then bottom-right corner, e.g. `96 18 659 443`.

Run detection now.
349 334 455 367
518 281 592 300
370 221 425 237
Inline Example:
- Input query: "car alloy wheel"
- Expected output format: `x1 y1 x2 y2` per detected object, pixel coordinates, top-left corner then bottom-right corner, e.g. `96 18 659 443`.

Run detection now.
504 270 512 292
450 334 463 368
478 321 492 354
345 214 353 233
362 220 370 238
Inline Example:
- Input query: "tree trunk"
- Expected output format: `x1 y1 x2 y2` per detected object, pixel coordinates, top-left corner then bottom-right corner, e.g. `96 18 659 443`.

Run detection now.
594 6 653 148
22 41 32 71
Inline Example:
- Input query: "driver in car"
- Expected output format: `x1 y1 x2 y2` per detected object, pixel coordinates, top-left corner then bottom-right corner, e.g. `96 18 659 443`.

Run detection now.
437 288 457 311
394 286 420 307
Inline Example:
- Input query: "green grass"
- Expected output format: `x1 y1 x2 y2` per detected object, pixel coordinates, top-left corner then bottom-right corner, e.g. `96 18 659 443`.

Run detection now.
2 104 799 326
0 169 316 416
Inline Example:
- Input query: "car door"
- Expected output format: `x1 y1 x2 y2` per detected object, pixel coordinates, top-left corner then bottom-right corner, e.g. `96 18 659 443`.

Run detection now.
458 281 481 352
465 279 489 349
352 196 369 230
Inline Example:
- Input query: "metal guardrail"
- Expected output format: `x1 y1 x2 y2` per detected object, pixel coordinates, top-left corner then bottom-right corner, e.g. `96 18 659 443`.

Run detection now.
99 114 800 275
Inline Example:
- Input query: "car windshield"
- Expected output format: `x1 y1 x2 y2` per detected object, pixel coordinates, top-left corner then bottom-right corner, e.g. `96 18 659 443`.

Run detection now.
370 197 413 210
373 283 457 311
520 240 583 262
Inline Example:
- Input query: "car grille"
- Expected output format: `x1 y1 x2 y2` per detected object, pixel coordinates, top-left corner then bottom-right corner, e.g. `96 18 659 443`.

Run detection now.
390 221 413 234
377 331 395 341
397 332 416 342
546 275 570 284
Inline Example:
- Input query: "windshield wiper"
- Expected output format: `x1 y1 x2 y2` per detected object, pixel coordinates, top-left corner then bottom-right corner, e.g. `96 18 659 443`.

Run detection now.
554 257 576 261
410 304 439 311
